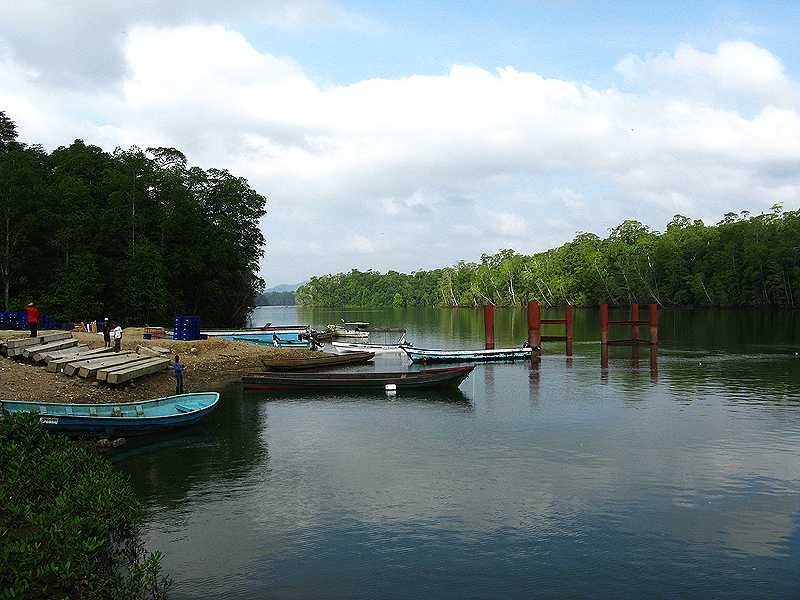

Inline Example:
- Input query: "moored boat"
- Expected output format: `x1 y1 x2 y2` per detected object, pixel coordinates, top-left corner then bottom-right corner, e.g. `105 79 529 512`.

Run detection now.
233 335 312 348
242 365 474 391
260 351 375 370
402 346 535 363
332 334 410 354
0 392 220 436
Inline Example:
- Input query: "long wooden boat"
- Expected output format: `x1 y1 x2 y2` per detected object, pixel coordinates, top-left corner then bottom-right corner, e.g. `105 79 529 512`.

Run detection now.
242 366 474 391
332 340 410 354
0 392 220 436
402 346 535 363
260 351 375 371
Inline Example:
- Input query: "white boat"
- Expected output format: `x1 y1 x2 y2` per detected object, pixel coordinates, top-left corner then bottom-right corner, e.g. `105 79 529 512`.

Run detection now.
332 335 410 354
332 328 370 338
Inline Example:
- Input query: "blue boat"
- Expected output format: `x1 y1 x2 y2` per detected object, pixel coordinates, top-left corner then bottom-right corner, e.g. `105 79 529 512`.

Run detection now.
0 392 220 436
232 335 312 348
402 346 535 363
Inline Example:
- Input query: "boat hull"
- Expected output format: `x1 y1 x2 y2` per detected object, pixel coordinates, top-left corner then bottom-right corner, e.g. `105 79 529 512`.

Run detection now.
403 347 534 363
332 341 408 354
242 366 474 391
0 392 220 436
260 351 375 370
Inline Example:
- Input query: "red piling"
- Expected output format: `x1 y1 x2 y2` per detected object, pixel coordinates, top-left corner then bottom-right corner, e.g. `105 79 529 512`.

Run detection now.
565 304 574 356
484 304 495 350
649 304 658 345
631 303 639 342
527 301 541 348
600 303 609 345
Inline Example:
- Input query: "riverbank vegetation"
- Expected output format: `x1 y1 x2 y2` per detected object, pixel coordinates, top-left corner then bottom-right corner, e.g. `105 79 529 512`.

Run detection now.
0 111 266 326
297 207 800 307
0 412 170 599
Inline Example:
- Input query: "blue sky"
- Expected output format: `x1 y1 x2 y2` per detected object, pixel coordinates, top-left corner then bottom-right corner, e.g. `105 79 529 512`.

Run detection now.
1 1 800 284
250 1 800 85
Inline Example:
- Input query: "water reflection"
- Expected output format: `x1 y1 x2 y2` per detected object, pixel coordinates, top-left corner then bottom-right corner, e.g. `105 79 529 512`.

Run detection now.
118 307 800 599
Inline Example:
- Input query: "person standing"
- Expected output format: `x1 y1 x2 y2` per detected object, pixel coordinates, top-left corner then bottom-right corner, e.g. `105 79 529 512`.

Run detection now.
111 323 122 352
174 355 184 394
24 302 39 338
102 318 111 348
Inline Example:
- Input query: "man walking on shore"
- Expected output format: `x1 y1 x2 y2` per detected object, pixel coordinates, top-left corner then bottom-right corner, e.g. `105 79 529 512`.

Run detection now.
24 302 39 337
111 323 122 352
174 355 184 394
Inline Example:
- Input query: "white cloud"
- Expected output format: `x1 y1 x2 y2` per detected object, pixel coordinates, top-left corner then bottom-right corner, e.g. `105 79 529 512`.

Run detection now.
348 235 376 254
0 0 371 86
1 26 799 281
490 212 528 237
616 41 797 106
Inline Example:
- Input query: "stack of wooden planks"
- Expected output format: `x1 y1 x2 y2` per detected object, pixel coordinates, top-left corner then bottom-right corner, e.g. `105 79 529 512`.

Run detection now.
1 331 170 385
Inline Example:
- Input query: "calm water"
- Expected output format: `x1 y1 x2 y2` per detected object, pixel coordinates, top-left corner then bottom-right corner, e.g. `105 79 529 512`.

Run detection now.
117 307 800 599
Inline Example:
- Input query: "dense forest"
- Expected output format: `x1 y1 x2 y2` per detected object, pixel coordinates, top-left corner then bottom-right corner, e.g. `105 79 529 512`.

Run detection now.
0 111 267 326
297 208 800 308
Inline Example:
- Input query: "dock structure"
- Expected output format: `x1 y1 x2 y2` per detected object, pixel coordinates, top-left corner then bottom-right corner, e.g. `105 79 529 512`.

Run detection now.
599 303 658 346
599 303 659 372
527 301 573 355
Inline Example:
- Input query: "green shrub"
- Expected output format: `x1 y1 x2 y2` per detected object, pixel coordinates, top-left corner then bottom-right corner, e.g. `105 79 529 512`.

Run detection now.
0 413 171 599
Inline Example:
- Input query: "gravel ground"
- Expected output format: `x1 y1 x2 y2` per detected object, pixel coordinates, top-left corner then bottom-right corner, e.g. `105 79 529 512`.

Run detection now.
1 329 320 404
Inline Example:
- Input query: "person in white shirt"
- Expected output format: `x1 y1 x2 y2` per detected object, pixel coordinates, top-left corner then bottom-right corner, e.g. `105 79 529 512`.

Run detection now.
111 323 123 352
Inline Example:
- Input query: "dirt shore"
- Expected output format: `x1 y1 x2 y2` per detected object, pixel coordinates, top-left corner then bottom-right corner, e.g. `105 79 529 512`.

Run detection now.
1 328 320 404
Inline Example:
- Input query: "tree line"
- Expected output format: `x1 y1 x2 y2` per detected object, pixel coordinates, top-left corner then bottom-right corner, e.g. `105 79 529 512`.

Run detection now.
0 111 267 326
297 208 800 308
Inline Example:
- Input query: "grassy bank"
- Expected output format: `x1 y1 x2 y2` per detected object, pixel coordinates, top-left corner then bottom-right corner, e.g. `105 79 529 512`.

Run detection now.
0 412 171 599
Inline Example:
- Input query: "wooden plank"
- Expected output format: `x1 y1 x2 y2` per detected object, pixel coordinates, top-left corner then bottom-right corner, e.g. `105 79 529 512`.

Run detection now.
96 357 164 381
34 343 89 362
46 347 114 372
106 358 169 385
136 345 163 358
68 353 138 377
23 338 78 359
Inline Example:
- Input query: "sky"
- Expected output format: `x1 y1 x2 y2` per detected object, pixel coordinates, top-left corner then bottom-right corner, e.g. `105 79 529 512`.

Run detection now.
1 1 800 286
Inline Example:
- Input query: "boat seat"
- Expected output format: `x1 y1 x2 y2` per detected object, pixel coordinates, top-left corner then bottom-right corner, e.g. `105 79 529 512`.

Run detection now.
65 406 73 415
135 405 144 417
111 408 122 417
38 405 48 414
175 403 197 413
89 406 97 416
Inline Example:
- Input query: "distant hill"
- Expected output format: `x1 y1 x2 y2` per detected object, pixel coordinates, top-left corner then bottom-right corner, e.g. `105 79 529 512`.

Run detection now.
265 282 304 293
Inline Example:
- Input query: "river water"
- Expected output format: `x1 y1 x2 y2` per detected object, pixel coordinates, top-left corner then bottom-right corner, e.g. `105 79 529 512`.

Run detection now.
117 307 800 599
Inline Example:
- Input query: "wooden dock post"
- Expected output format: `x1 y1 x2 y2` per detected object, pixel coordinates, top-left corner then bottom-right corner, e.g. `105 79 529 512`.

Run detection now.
527 301 541 348
600 303 609 345
565 304 574 356
484 304 495 350
649 304 658 345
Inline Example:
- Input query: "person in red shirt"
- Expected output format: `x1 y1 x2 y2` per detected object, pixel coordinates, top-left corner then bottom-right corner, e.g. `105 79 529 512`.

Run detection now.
25 302 39 337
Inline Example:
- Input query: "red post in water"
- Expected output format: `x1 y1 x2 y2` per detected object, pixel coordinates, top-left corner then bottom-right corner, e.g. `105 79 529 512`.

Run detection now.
649 344 658 383
527 301 541 348
565 304 574 356
649 303 658 345
484 304 495 350
631 303 640 342
600 303 609 345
